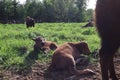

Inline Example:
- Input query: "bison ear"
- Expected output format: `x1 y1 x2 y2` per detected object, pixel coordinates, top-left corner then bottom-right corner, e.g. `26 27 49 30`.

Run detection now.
80 40 83 42
50 43 57 50
42 38 45 41
32 38 36 41
79 40 86 43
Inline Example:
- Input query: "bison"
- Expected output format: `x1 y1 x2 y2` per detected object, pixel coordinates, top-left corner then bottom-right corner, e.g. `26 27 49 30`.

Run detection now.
48 41 95 75
32 36 57 54
82 19 94 28
95 0 120 80
26 16 35 28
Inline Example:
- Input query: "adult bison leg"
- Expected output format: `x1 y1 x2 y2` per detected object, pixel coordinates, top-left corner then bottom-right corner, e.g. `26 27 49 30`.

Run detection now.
109 57 118 80
99 41 118 80
99 48 109 80
108 42 119 80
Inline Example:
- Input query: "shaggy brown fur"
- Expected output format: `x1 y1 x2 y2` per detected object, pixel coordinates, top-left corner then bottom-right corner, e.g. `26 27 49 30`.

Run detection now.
41 41 58 54
26 16 35 28
49 41 95 75
32 36 57 53
95 0 120 80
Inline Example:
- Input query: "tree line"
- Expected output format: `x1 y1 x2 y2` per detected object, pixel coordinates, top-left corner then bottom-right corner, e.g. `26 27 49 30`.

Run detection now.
0 0 93 24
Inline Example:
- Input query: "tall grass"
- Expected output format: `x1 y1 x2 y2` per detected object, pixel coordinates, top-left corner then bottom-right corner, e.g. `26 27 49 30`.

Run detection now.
0 23 100 71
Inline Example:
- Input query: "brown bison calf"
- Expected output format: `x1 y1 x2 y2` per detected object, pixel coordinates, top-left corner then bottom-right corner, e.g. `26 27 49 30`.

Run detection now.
49 41 94 75
95 0 120 80
32 36 57 53
26 16 35 28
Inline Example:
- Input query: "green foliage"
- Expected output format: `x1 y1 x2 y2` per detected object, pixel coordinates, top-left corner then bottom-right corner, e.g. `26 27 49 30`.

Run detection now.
84 9 94 20
0 23 100 71
0 0 90 23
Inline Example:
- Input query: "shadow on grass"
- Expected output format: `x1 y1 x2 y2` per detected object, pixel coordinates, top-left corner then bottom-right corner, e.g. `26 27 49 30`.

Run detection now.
17 50 39 76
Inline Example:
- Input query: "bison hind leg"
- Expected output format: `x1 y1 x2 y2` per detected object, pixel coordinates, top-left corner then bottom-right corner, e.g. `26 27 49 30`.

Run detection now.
69 65 96 75
69 66 79 75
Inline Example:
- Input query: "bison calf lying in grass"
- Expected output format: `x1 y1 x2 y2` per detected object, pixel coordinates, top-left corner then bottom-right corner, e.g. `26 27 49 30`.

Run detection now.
32 36 57 54
95 0 120 80
26 16 35 28
48 41 95 75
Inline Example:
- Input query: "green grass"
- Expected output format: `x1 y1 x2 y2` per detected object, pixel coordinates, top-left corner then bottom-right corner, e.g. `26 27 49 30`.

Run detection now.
0 23 100 71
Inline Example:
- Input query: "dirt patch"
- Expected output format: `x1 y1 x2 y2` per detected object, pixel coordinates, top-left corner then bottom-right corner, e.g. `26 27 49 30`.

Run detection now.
0 55 120 80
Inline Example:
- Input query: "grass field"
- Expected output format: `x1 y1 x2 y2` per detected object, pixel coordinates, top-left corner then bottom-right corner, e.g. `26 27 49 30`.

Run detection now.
0 23 100 71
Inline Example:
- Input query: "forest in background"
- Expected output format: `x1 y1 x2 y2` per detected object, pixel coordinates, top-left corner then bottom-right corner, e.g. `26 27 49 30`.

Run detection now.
0 0 93 23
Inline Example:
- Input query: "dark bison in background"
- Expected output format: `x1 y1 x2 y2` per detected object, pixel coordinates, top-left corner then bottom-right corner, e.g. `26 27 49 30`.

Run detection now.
95 0 120 80
26 16 35 28
82 19 94 28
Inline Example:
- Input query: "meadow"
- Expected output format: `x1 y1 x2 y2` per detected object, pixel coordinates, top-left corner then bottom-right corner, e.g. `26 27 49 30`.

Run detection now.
0 23 100 72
